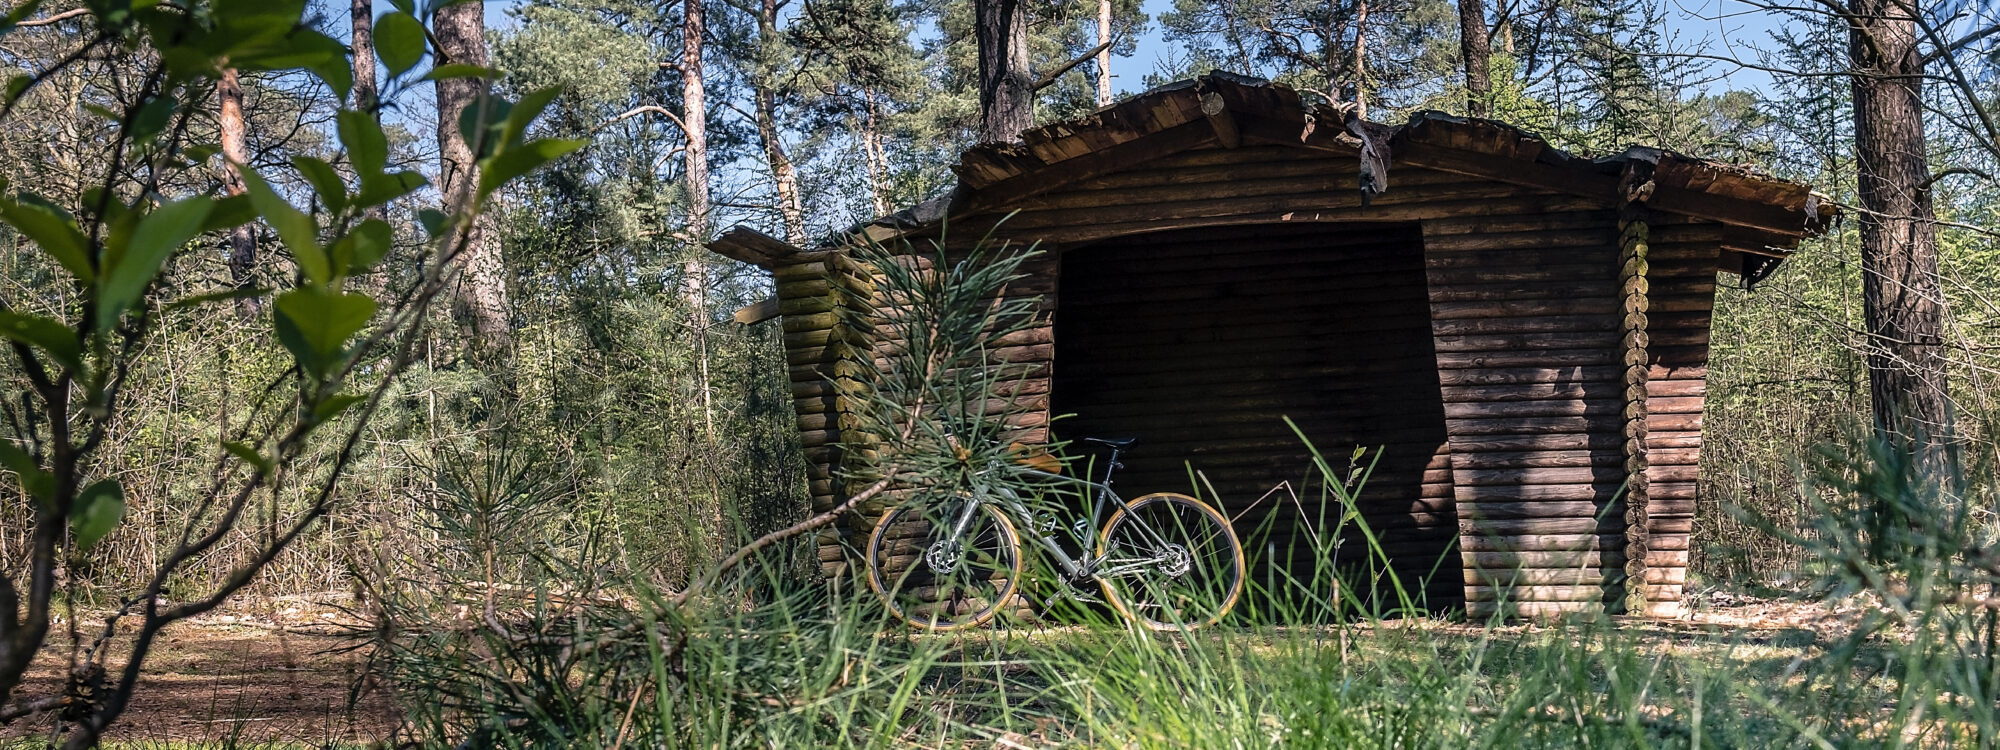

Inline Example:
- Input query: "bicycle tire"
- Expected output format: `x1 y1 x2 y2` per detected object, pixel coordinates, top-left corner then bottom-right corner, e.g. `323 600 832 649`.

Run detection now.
866 496 1023 631
1097 492 1245 630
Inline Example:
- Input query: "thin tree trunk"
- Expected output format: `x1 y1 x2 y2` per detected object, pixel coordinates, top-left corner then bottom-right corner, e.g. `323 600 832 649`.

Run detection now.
974 0 1033 143
754 0 805 244
1095 0 1113 107
1848 0 1957 482
683 0 716 444
434 1 512 350
861 94 889 216
217 68 257 320
1458 0 1491 117
1352 0 1369 119
351 0 377 111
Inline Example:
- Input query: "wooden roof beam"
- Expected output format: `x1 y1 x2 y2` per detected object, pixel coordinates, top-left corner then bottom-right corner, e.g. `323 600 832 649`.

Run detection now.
1198 91 1242 148
707 226 822 269
1397 142 1818 242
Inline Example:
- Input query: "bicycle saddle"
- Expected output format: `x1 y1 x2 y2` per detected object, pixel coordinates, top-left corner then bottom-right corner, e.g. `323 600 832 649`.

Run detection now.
1081 436 1137 449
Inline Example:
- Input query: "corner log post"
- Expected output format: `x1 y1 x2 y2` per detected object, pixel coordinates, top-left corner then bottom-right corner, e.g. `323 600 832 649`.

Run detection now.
1616 161 1656 614
775 250 883 577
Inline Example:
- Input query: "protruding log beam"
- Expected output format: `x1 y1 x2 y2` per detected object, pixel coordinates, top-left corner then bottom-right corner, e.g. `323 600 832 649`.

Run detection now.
1199 90 1242 148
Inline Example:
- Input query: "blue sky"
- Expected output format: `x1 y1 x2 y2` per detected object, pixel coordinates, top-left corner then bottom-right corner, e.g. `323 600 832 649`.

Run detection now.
465 0 1794 98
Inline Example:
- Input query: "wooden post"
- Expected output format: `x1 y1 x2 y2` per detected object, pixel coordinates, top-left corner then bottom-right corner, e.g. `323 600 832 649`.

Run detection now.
1617 162 1655 615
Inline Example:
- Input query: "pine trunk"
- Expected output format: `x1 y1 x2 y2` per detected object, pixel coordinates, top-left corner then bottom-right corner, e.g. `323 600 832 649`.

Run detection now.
861 95 889 216
217 68 257 319
1458 0 1491 117
434 1 512 350
351 0 377 111
974 0 1033 143
1848 0 1957 479
755 0 805 244
1096 0 1113 107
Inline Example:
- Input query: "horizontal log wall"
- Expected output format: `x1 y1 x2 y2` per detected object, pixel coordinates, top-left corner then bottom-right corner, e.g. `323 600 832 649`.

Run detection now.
769 142 1724 618
1637 218 1721 618
1051 222 1457 608
1423 206 1718 617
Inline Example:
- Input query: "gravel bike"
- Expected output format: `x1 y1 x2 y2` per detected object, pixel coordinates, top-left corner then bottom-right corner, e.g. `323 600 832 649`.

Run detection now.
864 437 1245 631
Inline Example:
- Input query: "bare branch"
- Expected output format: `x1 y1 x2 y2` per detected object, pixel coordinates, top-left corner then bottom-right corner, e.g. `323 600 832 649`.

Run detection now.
10 7 88 27
1033 38 1116 91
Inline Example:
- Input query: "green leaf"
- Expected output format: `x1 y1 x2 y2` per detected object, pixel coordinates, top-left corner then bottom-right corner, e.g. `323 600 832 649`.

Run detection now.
420 63 496 82
4 74 31 103
130 92 176 144
96 195 214 332
479 137 587 195
417 208 447 239
386 0 414 15
337 110 388 175
374 11 426 78
0 439 53 508
236 168 327 285
164 286 269 312
183 143 221 163
345 218 392 273
354 170 425 208
457 95 511 159
291 155 347 215
498 87 562 149
200 194 255 233
222 440 274 474
0 311 83 374
273 286 376 376
70 479 124 550
312 393 367 423
0 196 93 282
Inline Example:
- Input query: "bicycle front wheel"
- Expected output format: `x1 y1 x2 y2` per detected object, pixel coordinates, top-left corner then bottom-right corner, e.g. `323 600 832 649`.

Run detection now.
866 496 1022 631
1097 492 1244 630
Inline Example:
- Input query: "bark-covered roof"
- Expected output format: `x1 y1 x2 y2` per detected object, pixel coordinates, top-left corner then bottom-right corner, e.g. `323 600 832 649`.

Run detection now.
711 71 1835 269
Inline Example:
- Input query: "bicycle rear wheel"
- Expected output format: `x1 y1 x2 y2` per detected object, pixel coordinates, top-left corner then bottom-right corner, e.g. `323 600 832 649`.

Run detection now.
866 496 1022 631
1097 492 1244 630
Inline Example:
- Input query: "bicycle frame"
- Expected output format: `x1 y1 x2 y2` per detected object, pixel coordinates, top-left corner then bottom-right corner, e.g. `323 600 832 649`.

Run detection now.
947 445 1172 583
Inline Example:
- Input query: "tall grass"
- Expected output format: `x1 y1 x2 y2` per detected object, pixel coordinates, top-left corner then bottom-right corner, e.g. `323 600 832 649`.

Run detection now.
361 424 2000 748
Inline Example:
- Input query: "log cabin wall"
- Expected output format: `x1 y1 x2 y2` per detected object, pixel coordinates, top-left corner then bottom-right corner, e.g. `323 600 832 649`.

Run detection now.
757 143 1747 617
1051 222 1458 609
712 74 1830 619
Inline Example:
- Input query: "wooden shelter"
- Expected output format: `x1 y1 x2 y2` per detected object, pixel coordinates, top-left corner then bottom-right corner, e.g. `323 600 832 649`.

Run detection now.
709 72 1833 617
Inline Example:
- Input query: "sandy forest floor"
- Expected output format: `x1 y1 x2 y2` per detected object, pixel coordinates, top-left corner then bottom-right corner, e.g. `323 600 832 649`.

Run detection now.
0 588 1866 748
3 596 396 747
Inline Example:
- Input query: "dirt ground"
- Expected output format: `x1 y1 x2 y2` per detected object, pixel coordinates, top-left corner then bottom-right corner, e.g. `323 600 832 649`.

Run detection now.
2 595 397 747
0 587 1862 748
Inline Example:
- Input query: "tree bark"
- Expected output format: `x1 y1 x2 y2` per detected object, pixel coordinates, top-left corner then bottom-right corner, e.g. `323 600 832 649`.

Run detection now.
861 94 890 216
1848 0 1957 479
974 0 1033 143
1096 0 1113 107
1352 0 1369 119
217 68 258 319
434 1 512 350
1458 0 1491 117
683 0 717 445
351 0 377 111
754 0 805 244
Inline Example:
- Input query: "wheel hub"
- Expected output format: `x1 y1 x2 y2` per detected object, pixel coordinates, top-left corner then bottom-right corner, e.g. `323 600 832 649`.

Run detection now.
1156 543 1192 578
924 539 964 572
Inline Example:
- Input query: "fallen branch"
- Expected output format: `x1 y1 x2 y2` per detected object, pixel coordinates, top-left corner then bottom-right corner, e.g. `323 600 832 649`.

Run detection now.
0 695 63 724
